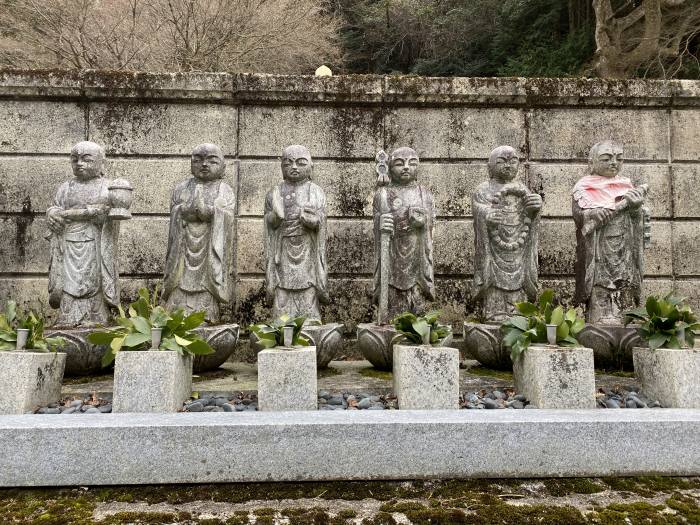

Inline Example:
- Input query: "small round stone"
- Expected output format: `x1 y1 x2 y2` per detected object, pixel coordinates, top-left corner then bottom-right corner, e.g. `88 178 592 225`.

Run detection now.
187 401 204 412
61 407 77 415
85 407 101 414
328 395 344 406
318 390 331 400
70 399 83 408
483 398 499 409
367 405 384 410
357 398 372 409
222 403 234 412
235 404 246 412
605 399 620 409
99 404 112 413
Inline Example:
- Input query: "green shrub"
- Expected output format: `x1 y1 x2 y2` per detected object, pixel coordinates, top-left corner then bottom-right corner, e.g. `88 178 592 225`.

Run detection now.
624 294 700 349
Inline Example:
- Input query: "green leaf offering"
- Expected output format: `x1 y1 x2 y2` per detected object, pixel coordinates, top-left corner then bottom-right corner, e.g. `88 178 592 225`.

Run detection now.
391 310 452 346
0 301 64 353
624 293 699 350
88 287 213 367
249 314 311 349
501 289 585 361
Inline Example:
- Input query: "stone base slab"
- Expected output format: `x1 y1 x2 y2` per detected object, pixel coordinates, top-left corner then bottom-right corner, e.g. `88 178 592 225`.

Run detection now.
633 347 700 408
0 352 66 415
578 324 644 370
257 347 317 411
112 351 193 413
1 409 699 486
463 322 511 370
513 345 596 409
393 344 460 409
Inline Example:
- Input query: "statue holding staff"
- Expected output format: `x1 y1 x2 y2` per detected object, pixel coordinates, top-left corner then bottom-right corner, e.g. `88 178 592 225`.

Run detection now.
372 147 435 321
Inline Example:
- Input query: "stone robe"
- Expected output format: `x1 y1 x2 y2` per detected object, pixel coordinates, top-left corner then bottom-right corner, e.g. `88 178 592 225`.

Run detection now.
373 183 435 319
163 177 236 322
573 176 645 324
47 177 118 326
472 181 539 322
264 180 328 319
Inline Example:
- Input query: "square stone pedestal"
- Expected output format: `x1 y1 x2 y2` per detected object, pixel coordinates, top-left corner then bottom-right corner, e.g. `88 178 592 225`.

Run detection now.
513 345 596 409
393 344 460 410
258 347 317 411
633 347 700 408
0 352 66 414
113 351 193 413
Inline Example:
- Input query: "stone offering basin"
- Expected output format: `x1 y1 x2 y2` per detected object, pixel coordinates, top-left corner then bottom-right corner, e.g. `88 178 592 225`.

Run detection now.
249 323 344 369
463 322 511 370
357 323 454 371
47 323 239 376
578 324 644 370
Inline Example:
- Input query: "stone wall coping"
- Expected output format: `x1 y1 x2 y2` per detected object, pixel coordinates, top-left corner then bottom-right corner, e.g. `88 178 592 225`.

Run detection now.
1 69 698 106
1 409 699 485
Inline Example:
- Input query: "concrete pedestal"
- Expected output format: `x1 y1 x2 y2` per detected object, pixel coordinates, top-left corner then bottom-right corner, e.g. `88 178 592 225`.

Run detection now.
393 344 460 410
258 347 317 411
513 345 596 409
634 347 700 408
112 351 193 413
0 352 66 414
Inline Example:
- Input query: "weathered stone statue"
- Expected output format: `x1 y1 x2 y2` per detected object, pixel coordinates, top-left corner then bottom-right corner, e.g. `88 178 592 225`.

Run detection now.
373 147 435 320
357 147 437 371
573 141 650 370
264 145 328 321
163 143 236 323
573 141 649 325
473 146 541 322
47 141 131 327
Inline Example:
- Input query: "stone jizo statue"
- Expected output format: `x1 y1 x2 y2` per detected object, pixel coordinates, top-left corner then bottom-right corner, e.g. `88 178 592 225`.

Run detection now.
264 145 328 321
47 141 131 327
573 141 649 325
373 147 435 320
163 143 236 323
473 146 541 322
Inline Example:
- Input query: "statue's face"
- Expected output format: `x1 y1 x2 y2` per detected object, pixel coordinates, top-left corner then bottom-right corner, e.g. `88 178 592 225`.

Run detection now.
281 146 312 183
191 144 225 181
389 149 419 185
70 143 103 181
590 143 624 178
489 150 519 183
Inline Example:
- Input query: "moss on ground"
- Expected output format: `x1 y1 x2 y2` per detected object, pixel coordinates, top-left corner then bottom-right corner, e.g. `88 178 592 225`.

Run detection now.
596 369 636 378
2 477 699 524
358 367 393 381
466 366 514 381
62 372 113 385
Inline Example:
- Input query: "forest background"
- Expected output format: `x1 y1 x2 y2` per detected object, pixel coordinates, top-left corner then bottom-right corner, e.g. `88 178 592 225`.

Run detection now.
0 0 698 80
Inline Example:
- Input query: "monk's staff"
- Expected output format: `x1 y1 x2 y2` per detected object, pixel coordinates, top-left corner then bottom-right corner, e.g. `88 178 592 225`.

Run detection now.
581 184 649 237
375 150 390 325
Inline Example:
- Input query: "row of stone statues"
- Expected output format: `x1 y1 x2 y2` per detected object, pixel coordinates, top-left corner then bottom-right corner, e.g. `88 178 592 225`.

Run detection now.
45 139 649 332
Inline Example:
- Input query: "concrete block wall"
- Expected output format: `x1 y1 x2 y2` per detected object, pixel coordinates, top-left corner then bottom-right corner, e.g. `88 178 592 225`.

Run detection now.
0 71 698 333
